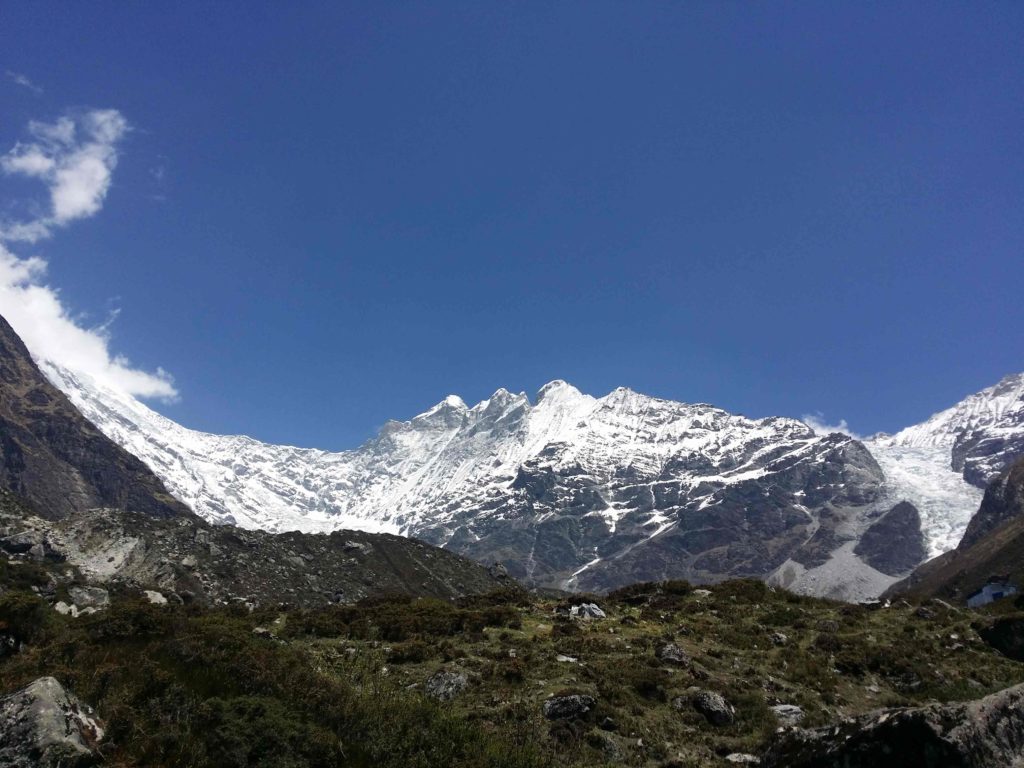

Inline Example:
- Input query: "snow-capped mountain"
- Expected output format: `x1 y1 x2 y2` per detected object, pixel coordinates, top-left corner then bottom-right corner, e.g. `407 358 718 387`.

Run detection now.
873 373 1024 488
38 361 1024 599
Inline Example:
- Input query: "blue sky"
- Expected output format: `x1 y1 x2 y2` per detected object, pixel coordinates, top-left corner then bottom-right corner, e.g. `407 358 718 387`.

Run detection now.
1 2 1022 449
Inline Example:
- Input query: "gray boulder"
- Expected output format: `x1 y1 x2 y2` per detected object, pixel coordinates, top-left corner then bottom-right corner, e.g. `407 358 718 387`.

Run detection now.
67 587 109 611
542 694 596 720
692 690 735 726
762 681 1024 767
656 642 690 665
0 677 102 767
770 704 805 726
424 670 468 702
569 603 606 620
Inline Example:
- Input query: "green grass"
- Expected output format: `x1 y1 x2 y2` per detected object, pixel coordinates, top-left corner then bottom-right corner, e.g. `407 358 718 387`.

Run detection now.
2 572 1023 767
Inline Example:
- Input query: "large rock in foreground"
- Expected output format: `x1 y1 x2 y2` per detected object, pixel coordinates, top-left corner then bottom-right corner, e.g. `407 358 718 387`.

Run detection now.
0 677 103 767
762 682 1024 767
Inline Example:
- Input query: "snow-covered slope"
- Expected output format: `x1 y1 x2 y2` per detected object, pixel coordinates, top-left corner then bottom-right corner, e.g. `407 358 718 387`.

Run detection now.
865 373 1024 554
39 361 1024 597
42 363 896 595
870 373 1024 489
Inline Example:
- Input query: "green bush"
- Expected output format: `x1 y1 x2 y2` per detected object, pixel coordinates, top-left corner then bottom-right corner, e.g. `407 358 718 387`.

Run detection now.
0 590 54 645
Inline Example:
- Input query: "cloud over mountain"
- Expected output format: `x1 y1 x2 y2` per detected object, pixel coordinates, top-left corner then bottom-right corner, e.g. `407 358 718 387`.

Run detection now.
0 109 178 401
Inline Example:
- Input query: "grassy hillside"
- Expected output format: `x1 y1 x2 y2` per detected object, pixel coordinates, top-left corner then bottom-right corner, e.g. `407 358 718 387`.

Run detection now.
3 563 1023 767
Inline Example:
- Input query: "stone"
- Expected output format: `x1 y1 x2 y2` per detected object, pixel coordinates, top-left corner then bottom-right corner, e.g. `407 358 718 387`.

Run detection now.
725 755 759 765
68 586 109 610
487 562 510 579
762 681 1024 767
656 642 691 665
770 704 805 726
0 677 103 767
542 693 596 720
770 631 788 646
692 690 735 726
569 603 606 620
424 670 468 702
143 590 168 605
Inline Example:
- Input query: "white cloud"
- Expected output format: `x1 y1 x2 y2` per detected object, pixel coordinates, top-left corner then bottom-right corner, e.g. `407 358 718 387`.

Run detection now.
801 412 860 439
1 110 128 238
5 70 43 94
0 110 178 402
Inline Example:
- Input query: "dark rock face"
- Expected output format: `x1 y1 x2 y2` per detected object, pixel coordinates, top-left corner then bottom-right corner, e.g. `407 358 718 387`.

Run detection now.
959 459 1024 550
0 677 103 767
853 501 927 576
0 315 188 520
762 682 1024 768
422 432 889 593
955 429 1024 489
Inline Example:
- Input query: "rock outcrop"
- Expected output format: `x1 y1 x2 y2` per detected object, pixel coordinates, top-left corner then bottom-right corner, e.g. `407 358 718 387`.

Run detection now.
0 315 188 520
853 501 927 576
762 682 1024 767
0 677 103 767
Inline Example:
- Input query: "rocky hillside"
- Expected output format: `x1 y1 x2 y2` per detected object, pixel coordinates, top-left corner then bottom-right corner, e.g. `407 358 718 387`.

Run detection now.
45 363 936 600
2 567 1023 767
888 457 1024 603
0 315 188 520
0 499 506 609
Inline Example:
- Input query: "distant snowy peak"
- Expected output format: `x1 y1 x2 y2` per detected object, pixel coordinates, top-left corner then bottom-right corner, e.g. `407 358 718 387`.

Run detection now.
37 356 1024 599
873 372 1024 488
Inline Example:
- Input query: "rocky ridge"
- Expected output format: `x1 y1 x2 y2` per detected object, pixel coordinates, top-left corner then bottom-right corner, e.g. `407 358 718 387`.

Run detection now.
0 315 187 521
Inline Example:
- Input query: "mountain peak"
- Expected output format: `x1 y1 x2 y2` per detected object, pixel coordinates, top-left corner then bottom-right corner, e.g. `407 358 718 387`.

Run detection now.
535 379 581 403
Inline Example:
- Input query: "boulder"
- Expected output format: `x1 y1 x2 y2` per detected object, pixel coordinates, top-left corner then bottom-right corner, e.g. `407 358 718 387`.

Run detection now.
424 670 468 702
0 677 103 767
656 642 691 665
67 587 109 611
542 694 596 720
762 681 1024 767
692 690 735 726
569 603 606 620
770 704 805 727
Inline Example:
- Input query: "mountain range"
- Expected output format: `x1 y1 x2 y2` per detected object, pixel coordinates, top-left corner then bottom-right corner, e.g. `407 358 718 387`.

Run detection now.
38 340 1024 599
0 314 503 606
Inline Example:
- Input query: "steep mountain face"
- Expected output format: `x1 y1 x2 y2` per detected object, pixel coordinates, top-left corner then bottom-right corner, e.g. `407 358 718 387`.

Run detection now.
0 316 188 520
887 457 1024 602
44 363 921 599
